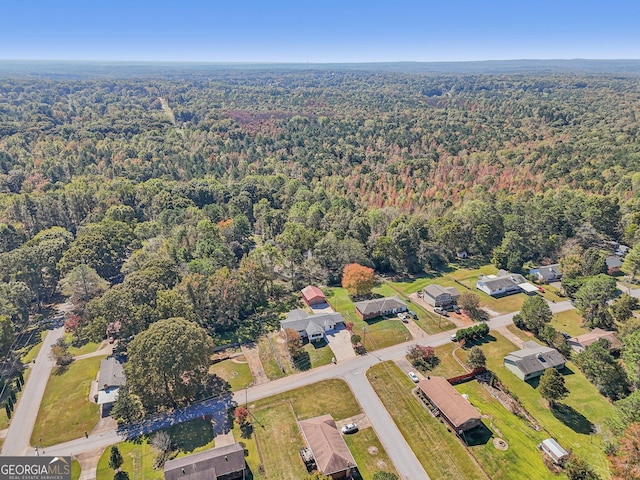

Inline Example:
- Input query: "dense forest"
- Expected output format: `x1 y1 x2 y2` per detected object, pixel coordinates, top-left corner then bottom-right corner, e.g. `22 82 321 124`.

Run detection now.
0 68 639 343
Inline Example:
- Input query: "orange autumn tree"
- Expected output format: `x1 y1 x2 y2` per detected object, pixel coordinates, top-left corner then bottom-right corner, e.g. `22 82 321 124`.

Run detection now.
342 263 375 297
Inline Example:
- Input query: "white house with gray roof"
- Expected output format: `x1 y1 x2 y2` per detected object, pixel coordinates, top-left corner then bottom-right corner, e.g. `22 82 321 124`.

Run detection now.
280 310 344 341
530 264 562 283
477 270 533 296
97 357 126 414
422 284 460 307
503 341 566 381
354 296 407 320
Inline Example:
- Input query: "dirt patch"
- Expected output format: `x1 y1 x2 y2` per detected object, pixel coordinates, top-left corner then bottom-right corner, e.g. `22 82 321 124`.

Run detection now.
493 438 508 450
368 446 379 455
240 342 269 385
231 355 247 363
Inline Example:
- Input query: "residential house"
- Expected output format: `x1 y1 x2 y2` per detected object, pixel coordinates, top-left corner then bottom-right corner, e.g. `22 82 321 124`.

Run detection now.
476 270 536 296
280 310 344 341
567 328 622 353
503 341 566 381
301 285 327 306
529 264 562 283
417 376 481 433
97 357 126 415
298 415 357 479
539 438 569 464
422 285 461 307
164 443 246 480
354 296 407 321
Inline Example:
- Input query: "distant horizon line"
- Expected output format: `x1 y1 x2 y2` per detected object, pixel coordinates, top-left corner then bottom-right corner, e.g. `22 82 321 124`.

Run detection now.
2 58 640 65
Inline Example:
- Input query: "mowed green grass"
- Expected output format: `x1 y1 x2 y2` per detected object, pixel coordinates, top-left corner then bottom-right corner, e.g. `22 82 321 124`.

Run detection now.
96 441 164 480
325 287 411 350
387 263 528 314
461 332 614 478
96 419 217 480
71 460 81 480
238 379 396 480
429 342 469 379
367 362 488 480
31 356 105 446
373 282 455 334
257 335 287 380
209 357 254 391
550 309 589 337
296 338 334 370
455 381 559 480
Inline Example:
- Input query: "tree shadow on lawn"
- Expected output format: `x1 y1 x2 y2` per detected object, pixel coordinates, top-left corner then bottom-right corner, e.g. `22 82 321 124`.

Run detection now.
462 422 493 446
463 334 498 347
166 418 215 453
52 365 70 376
551 403 594 435
292 351 311 371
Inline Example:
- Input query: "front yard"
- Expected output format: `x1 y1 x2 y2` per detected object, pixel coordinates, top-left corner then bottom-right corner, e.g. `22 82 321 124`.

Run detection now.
32 355 105 447
367 361 488 480
237 379 398 479
549 309 589 337
325 287 411 350
209 357 254 392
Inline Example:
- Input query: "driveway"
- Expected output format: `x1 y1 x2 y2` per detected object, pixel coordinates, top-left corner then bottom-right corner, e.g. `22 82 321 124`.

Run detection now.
326 324 356 362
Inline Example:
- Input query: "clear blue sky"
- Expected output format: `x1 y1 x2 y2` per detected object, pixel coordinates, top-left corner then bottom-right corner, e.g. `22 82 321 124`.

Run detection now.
2 0 639 62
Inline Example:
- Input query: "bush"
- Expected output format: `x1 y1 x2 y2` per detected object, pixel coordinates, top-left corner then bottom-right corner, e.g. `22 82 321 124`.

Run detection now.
407 344 439 372
456 322 490 345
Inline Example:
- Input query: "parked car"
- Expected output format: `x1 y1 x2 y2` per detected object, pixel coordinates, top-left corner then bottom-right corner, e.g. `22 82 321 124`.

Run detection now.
537 286 545 293
450 334 458 342
434 307 449 316
452 305 461 314
408 311 418 319
408 371 419 383
398 312 408 322
341 423 358 434
561 332 570 339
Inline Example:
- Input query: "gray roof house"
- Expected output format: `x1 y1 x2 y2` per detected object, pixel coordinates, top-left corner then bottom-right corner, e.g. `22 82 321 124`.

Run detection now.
503 341 566 381
164 443 246 480
529 264 562 283
567 328 622 353
97 357 126 407
606 255 623 271
422 285 461 307
354 296 407 320
477 271 531 296
280 311 344 341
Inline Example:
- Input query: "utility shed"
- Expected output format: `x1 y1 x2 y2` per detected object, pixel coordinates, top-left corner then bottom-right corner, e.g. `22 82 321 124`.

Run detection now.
539 438 569 464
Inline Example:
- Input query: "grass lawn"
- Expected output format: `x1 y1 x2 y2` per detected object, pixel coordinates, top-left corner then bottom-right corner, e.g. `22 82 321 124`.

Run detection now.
257 335 287 380
430 342 469 379
326 287 411 350
96 441 164 480
455 381 559 480
237 379 395 480
293 338 334 370
368 362 488 480
550 309 588 337
19 330 46 364
209 358 254 392
387 263 529 315
71 459 81 480
343 427 397 479
464 332 614 478
31 356 105 447
65 333 101 356
0 368 32 430
96 418 216 480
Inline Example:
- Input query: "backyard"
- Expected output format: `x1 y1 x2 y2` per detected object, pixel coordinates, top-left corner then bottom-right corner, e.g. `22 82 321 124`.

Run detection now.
31 355 105 447
367 361 488 480
459 332 614 478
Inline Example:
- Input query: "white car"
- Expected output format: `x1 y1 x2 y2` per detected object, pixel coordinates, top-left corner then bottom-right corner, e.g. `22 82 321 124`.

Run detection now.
408 372 419 383
341 423 358 434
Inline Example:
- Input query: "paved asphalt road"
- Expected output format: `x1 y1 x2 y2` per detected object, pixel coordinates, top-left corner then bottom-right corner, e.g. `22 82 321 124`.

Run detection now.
15 299 577 480
2 323 65 456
